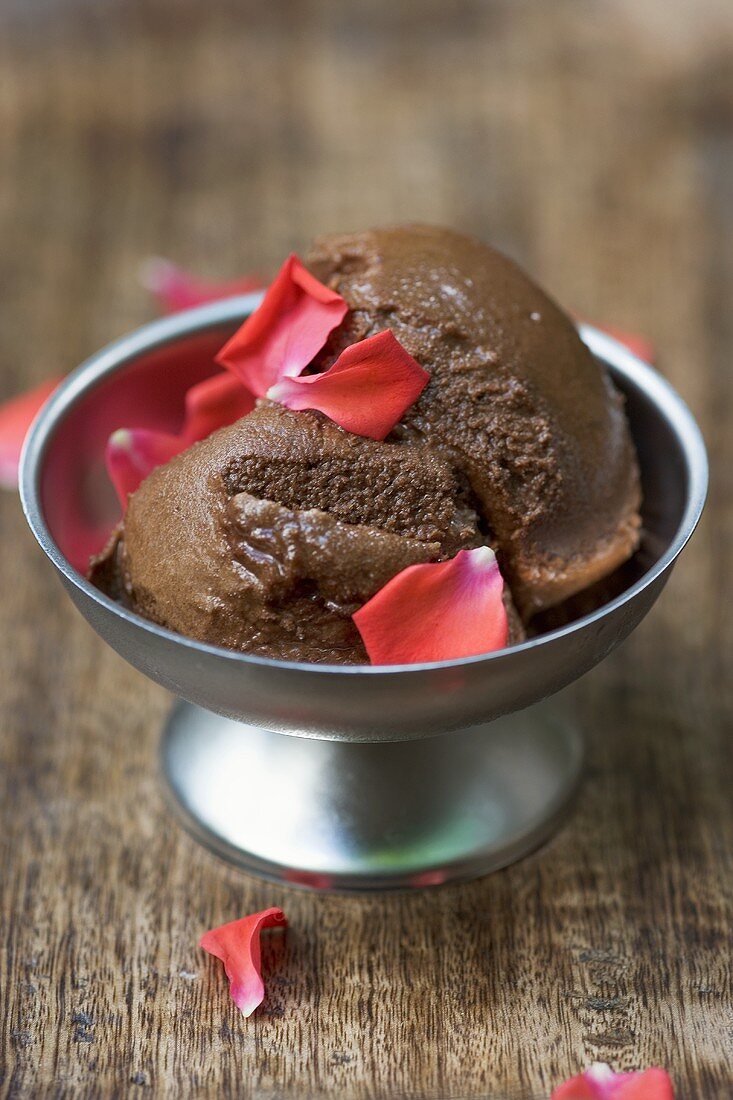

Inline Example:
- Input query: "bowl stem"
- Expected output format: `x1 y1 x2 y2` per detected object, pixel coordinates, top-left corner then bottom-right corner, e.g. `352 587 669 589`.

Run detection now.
161 700 583 891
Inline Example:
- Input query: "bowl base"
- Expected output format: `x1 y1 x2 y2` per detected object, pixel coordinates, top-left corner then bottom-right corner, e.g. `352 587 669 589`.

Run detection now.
161 700 583 891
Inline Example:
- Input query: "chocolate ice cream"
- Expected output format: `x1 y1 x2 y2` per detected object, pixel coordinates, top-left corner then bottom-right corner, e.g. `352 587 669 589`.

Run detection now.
307 226 641 615
91 403 523 663
90 225 641 663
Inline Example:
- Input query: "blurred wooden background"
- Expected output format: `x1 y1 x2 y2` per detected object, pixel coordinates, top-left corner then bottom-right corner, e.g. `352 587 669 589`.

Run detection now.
1 2 731 1097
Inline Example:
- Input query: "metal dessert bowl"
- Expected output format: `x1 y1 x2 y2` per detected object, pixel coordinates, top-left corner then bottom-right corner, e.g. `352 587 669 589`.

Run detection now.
20 298 708 890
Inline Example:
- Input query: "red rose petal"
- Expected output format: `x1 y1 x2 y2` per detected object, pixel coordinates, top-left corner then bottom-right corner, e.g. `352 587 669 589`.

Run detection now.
105 428 181 508
141 257 263 313
617 1073 675 1100
181 370 256 444
353 546 508 665
552 1064 675 1100
200 907 288 1018
216 254 348 397
599 326 655 364
267 330 429 440
0 377 62 489
574 315 655 364
105 371 255 508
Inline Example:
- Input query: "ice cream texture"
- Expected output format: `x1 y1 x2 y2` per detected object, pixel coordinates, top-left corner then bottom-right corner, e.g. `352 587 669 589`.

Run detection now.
90 225 641 664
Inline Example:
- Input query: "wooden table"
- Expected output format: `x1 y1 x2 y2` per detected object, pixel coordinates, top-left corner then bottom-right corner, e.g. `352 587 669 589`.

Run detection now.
1 2 730 1097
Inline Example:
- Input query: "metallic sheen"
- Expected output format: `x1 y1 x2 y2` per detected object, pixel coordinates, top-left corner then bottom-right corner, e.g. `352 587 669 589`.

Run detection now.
20 300 708 890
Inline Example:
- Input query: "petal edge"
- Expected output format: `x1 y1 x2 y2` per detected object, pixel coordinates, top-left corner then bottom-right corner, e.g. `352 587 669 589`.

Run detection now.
267 330 429 440
217 254 348 396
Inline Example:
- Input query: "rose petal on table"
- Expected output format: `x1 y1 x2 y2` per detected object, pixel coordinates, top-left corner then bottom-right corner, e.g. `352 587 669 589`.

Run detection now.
267 330 429 440
0 376 62 490
353 545 508 665
200 907 288 1018
140 257 263 313
552 1063 675 1100
217 253 348 396
105 427 182 508
182 371 256 444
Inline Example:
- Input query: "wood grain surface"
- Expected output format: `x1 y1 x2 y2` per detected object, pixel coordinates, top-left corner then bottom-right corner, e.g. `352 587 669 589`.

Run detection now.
1 2 731 1097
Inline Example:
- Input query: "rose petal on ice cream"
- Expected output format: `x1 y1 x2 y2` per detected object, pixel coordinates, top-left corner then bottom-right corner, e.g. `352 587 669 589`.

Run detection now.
267 330 429 440
0 376 62 490
106 372 255 507
106 428 182 508
200 907 288 1018
552 1063 675 1100
216 254 348 396
182 371 256 444
352 545 508 664
141 257 263 313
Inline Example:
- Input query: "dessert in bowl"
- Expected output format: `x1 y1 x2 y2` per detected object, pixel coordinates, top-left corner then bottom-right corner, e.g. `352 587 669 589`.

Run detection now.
20 226 707 889
90 227 641 663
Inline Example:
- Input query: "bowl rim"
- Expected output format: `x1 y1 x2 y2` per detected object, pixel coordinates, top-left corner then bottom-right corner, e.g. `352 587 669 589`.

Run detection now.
20 297 709 677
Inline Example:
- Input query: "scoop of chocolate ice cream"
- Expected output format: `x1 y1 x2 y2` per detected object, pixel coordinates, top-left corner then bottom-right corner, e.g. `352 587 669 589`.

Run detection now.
90 403 525 663
306 225 641 615
91 224 641 663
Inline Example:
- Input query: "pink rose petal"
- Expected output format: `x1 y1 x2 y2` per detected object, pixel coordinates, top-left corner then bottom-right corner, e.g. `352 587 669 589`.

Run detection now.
0 376 62 489
105 427 181 507
181 370 256 444
574 314 655 364
200 907 288 1018
353 545 508 665
267 330 429 440
216 253 348 396
599 326 655 364
141 257 263 313
105 371 255 507
552 1063 675 1100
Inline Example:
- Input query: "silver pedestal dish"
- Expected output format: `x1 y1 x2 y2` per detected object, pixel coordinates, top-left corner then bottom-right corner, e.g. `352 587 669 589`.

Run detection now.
20 299 708 891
